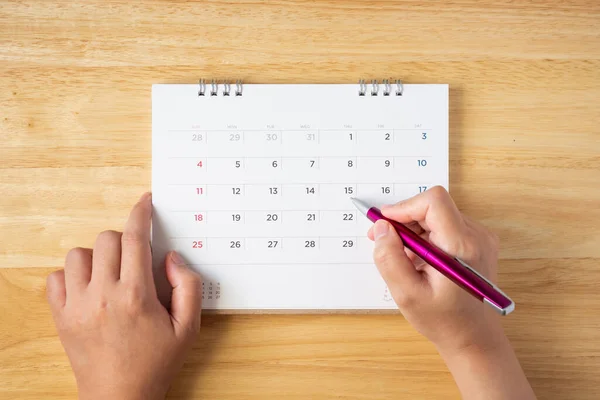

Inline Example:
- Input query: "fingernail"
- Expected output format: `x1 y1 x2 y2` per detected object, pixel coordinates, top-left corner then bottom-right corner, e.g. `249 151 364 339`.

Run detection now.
138 192 151 204
382 201 402 209
373 220 389 240
380 204 395 214
170 251 185 265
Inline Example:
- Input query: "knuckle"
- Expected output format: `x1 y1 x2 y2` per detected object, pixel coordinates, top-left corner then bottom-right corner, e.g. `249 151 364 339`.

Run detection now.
46 270 63 287
187 314 202 336
91 296 110 322
373 245 391 267
394 292 415 309
185 275 204 305
121 230 145 246
56 318 70 333
373 246 399 275
462 236 486 262
441 239 462 257
427 185 449 202
51 310 71 333
124 284 149 314
188 271 203 290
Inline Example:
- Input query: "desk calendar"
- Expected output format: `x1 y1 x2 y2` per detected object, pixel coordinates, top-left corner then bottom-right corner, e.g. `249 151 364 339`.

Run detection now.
152 81 448 311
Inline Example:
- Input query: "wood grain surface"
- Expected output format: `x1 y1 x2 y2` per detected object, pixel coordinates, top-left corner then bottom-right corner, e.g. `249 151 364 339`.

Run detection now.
1 1 599 399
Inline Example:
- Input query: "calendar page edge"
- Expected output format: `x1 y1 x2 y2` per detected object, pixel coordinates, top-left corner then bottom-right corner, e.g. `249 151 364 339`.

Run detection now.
199 308 402 315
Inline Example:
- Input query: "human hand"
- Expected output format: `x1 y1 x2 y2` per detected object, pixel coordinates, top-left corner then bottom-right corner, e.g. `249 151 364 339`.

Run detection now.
46 193 202 400
367 186 505 355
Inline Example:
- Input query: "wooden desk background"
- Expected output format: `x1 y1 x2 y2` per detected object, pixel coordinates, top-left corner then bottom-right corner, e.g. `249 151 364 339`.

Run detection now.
1 1 599 399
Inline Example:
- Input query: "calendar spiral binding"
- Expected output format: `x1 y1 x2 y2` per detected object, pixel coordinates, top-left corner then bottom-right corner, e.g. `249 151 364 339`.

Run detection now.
198 79 243 97
197 79 402 97
358 79 403 97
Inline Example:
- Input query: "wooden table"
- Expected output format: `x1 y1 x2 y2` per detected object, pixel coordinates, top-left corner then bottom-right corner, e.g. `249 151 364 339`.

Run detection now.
1 1 599 399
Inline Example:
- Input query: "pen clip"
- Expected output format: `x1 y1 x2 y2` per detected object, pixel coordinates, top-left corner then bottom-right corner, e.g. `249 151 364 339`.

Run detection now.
454 257 515 316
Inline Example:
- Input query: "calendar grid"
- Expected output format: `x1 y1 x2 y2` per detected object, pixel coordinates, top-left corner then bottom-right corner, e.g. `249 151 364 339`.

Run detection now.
167 155 433 159
168 208 364 212
152 83 448 310
167 182 434 186
171 236 362 239
167 128 433 132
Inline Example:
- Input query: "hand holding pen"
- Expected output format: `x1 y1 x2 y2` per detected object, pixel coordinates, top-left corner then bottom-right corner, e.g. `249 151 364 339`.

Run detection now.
355 186 535 399
356 187 510 354
352 197 514 315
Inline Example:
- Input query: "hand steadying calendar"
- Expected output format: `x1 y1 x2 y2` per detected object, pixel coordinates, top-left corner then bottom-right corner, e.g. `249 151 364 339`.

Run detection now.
152 81 448 311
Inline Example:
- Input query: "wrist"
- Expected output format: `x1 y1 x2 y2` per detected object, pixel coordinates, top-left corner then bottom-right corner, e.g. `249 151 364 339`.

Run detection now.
79 392 165 400
436 329 537 400
78 383 167 400
438 331 511 367
434 309 507 361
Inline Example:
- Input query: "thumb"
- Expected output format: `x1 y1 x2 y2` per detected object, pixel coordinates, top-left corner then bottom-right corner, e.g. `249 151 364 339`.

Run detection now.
372 220 424 306
165 251 203 338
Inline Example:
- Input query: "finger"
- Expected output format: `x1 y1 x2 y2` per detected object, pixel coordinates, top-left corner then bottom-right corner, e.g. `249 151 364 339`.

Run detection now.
372 220 425 305
404 247 419 263
64 247 93 294
46 269 67 314
381 186 465 240
368 221 424 241
368 219 432 270
91 231 122 284
368 220 424 241
370 224 421 262
405 248 429 271
405 221 425 235
165 251 202 338
120 192 154 288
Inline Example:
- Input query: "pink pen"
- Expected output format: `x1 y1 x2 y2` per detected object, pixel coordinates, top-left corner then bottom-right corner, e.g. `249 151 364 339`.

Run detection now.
351 198 515 315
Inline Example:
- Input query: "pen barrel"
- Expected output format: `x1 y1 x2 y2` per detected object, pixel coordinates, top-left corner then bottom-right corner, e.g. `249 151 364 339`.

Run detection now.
422 245 513 311
366 207 513 312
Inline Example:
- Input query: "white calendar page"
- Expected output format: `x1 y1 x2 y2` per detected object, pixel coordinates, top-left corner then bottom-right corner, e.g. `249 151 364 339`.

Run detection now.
152 84 448 311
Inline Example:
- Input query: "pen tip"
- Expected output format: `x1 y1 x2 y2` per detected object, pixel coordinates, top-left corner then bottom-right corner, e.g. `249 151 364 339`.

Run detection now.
350 197 370 216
